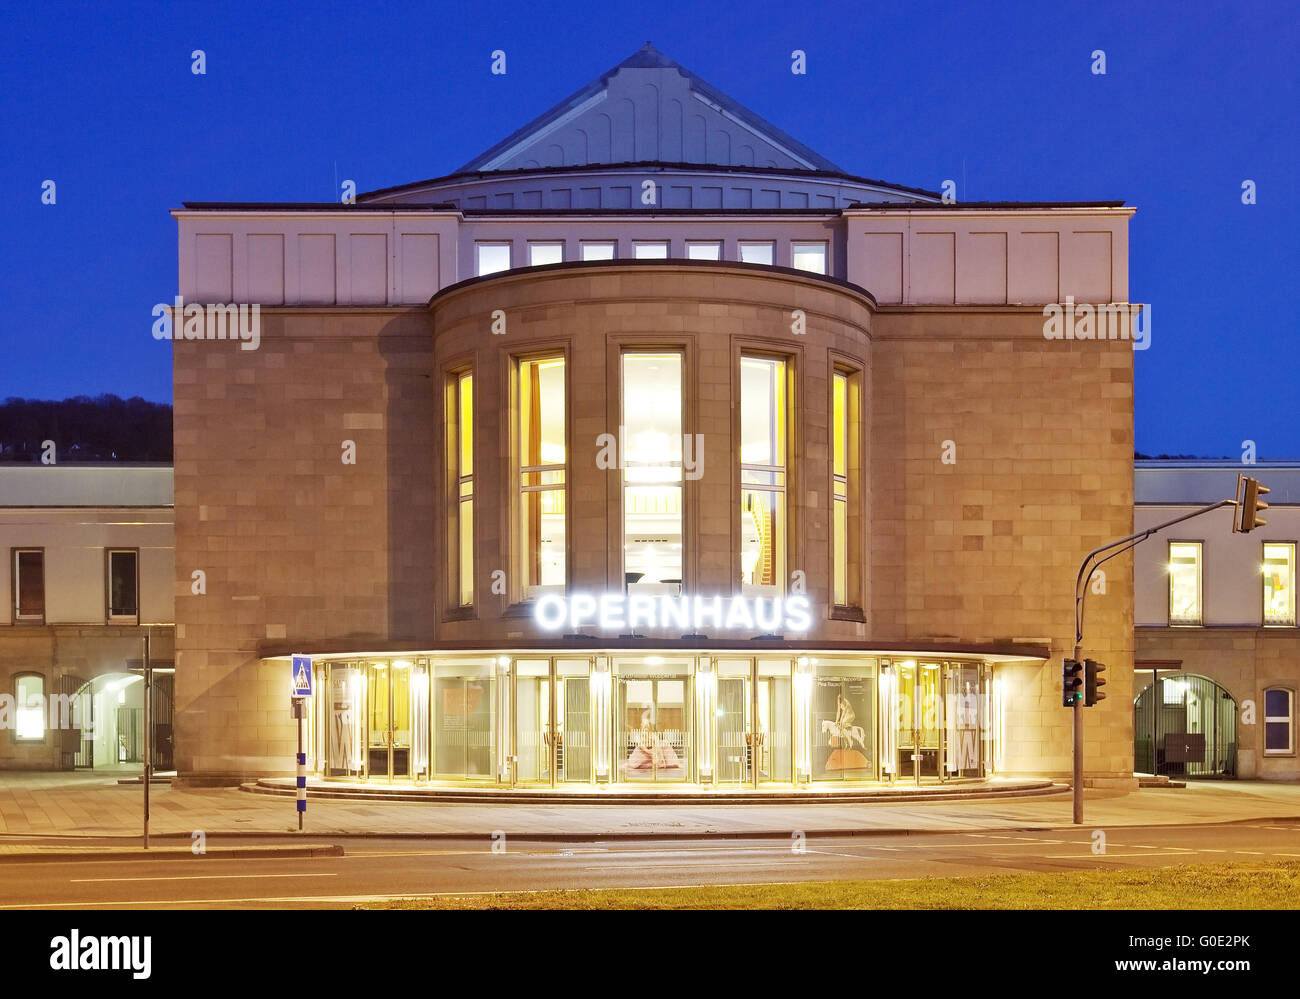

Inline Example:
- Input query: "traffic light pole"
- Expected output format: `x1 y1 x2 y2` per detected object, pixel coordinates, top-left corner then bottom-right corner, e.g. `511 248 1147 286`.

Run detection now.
1070 497 1238 824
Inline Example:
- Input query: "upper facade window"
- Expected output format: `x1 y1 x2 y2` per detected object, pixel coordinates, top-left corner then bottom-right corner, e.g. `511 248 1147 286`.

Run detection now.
1264 542 1295 627
686 241 722 261
518 355 567 599
792 241 827 274
740 355 788 595
633 241 669 259
528 242 563 266
1168 542 1202 626
476 241 511 276
107 549 139 622
581 241 616 261
622 352 684 594
739 241 775 265
13 549 44 623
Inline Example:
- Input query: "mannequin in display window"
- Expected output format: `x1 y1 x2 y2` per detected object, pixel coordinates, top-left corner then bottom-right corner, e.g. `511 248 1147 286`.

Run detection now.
625 709 682 772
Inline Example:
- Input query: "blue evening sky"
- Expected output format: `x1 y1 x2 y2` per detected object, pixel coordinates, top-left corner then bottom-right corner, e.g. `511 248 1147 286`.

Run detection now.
1 0 1295 456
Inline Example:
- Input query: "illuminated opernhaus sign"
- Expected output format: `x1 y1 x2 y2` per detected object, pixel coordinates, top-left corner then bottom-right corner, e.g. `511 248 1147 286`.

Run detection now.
533 592 814 633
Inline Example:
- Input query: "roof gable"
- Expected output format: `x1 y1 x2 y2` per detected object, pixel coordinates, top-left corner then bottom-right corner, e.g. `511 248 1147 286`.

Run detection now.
459 43 843 174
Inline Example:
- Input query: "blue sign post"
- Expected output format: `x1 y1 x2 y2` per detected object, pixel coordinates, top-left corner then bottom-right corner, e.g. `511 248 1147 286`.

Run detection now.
290 655 313 829
292 655 314 697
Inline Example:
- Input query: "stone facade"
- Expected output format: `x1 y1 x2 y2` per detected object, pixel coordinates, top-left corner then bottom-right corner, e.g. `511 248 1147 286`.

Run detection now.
871 311 1134 779
169 44 1137 785
1136 627 1300 780
172 262 1135 783
172 309 433 778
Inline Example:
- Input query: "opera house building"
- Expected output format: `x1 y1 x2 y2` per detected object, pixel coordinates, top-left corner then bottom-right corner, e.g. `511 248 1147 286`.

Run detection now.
169 45 1137 793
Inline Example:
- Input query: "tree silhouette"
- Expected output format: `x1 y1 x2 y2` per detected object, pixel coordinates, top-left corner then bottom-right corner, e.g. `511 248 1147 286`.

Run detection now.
0 396 172 462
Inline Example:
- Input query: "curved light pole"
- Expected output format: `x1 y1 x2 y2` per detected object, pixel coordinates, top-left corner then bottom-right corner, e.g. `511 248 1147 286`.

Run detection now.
1068 479 1260 824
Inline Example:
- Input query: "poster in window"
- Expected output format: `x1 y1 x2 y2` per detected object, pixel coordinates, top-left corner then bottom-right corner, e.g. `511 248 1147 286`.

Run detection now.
814 677 871 777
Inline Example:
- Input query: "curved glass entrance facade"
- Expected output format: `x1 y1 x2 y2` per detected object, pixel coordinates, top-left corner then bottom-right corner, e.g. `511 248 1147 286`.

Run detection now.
308 651 1003 788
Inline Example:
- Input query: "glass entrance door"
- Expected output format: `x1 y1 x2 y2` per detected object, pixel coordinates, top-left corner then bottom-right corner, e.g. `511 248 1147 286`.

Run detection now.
716 658 793 787
556 659 591 783
366 661 413 781
325 663 364 778
897 661 942 783
434 659 497 781
515 659 552 784
716 660 752 785
758 659 793 784
944 662 983 778
514 658 592 786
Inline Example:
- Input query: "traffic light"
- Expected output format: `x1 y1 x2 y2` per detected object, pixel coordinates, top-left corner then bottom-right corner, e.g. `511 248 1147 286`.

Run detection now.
1237 476 1270 533
1084 658 1107 707
1062 658 1083 706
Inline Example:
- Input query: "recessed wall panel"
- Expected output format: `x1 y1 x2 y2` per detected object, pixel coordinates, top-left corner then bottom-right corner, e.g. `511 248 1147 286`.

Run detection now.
1011 231 1059 304
1066 230 1113 302
863 232 904 304
195 233 233 302
911 231 956 304
958 231 1007 305
298 233 336 305
349 233 388 305
400 233 440 305
247 234 284 305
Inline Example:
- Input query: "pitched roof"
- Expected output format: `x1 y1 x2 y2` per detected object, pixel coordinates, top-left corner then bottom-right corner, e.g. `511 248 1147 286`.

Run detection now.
458 42 844 174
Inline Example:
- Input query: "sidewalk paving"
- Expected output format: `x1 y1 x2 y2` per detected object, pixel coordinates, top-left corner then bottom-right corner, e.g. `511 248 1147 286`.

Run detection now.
1 772 1300 843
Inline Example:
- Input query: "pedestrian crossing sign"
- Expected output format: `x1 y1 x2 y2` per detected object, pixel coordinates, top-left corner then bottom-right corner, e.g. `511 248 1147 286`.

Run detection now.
291 655 314 697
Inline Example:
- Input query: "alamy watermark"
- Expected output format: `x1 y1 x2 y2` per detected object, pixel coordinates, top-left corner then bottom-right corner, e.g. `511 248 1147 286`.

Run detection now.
50 931 151 979
1043 297 1150 350
596 427 704 480
2 692 79 738
152 296 261 350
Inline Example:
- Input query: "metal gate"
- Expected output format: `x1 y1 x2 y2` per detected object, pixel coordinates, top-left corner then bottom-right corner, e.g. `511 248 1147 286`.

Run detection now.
1134 672 1236 778
152 673 175 772
60 674 88 770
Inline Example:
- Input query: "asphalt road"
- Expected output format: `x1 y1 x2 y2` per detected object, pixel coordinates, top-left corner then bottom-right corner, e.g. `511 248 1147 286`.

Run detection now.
3 821 1300 909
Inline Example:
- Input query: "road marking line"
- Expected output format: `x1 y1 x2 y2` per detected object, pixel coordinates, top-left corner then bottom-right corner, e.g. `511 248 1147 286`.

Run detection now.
583 860 797 871
1044 852 1194 859
1234 851 1265 856
344 850 489 858
70 873 337 884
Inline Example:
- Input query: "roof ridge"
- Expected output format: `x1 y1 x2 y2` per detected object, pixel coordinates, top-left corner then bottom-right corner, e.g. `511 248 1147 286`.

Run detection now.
455 43 845 175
